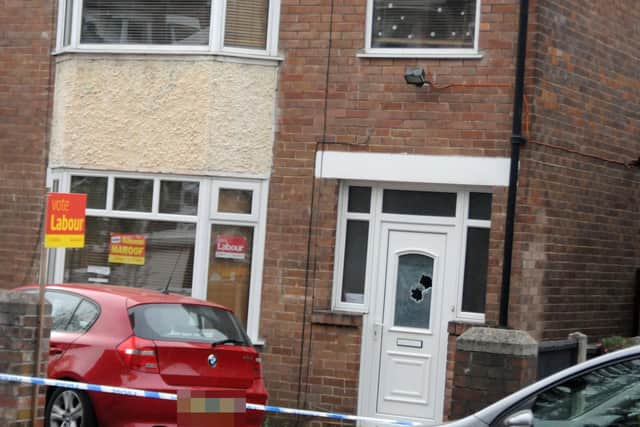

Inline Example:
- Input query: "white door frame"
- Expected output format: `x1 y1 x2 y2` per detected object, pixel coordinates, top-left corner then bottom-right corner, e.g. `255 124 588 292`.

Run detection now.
339 182 491 424
359 221 460 424
358 190 467 426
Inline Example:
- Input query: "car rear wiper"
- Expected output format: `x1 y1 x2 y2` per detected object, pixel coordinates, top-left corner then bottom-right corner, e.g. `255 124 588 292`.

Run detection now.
211 338 244 347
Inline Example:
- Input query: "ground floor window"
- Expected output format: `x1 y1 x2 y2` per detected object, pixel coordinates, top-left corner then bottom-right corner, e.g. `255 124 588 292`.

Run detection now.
65 218 196 294
48 170 267 339
332 182 492 322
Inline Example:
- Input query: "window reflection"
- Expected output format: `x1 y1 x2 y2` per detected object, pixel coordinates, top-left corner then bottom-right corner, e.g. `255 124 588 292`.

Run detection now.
461 227 489 313
218 189 252 214
341 220 369 304
114 178 153 212
159 181 199 215
372 0 476 49
71 176 108 209
383 190 457 216
532 359 640 426
81 0 212 46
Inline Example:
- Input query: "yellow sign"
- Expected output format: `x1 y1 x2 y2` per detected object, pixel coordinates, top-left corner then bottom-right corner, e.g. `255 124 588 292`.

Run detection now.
108 233 146 265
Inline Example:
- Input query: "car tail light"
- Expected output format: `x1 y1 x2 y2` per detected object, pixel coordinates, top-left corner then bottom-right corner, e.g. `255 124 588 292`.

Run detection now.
254 356 263 378
117 335 159 373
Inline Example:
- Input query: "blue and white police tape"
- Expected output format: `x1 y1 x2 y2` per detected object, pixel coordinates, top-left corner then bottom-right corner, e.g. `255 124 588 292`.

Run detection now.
0 373 425 426
245 403 425 426
0 373 176 400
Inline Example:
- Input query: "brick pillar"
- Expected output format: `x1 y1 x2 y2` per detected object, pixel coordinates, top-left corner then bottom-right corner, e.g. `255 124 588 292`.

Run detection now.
443 321 482 421
450 327 537 420
0 290 50 427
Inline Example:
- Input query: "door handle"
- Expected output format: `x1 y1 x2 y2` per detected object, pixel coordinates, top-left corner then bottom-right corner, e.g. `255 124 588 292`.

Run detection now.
373 322 383 339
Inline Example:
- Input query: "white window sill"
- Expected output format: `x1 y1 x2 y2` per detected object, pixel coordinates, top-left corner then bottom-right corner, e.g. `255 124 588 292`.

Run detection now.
52 47 284 65
455 312 486 324
331 304 369 315
357 50 483 59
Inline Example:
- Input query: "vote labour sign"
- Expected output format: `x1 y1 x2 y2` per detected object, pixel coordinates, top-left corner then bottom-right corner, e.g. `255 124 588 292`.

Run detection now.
108 233 146 265
215 235 247 260
44 193 87 248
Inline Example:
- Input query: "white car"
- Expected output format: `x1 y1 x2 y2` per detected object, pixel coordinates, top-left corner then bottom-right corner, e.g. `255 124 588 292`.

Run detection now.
441 345 640 427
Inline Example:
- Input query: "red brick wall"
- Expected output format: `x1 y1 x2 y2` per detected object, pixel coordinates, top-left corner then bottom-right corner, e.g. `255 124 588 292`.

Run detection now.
0 1 55 289
444 321 481 421
262 0 522 415
450 340 537 419
501 0 640 339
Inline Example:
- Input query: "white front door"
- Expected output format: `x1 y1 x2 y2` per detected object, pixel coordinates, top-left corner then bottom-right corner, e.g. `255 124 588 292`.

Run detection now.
367 223 456 425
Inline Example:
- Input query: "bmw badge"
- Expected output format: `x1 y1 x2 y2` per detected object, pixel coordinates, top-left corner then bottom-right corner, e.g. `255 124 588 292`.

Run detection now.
207 354 217 368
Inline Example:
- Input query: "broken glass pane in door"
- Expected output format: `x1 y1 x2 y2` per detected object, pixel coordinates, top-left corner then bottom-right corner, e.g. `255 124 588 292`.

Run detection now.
394 254 434 329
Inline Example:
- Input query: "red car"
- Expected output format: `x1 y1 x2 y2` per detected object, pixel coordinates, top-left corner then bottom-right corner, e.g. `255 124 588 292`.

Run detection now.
17 284 267 427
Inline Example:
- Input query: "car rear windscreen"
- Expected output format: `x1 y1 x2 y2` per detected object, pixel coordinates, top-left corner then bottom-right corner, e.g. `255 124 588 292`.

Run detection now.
129 303 251 345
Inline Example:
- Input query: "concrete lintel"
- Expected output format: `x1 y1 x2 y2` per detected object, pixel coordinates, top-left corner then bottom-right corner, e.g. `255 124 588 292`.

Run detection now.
457 327 538 357
315 151 510 187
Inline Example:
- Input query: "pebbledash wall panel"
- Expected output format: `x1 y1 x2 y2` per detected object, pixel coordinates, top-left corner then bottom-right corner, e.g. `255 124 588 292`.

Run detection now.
49 56 278 177
0 0 55 289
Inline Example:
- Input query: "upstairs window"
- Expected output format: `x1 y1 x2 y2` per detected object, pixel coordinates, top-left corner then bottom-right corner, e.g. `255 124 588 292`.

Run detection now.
80 0 213 46
366 0 480 57
57 0 278 56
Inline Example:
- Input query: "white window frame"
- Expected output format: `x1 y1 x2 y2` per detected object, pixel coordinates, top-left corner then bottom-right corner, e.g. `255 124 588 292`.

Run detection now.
206 178 268 341
360 0 483 59
55 0 281 58
454 192 490 323
211 180 262 222
47 169 268 342
332 182 490 325
331 184 379 313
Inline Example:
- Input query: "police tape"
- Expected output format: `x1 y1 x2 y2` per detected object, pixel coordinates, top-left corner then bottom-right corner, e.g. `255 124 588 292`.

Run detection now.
0 373 176 400
245 403 425 426
0 373 425 426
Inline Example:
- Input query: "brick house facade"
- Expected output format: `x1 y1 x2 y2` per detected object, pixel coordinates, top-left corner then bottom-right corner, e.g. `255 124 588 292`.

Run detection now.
0 1 55 289
2 0 639 425
261 0 640 424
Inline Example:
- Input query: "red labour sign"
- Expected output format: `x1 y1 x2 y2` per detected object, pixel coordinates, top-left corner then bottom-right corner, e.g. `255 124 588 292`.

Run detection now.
215 235 247 260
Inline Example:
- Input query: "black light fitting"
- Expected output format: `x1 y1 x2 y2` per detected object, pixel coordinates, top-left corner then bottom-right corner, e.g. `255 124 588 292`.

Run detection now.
404 67 427 87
